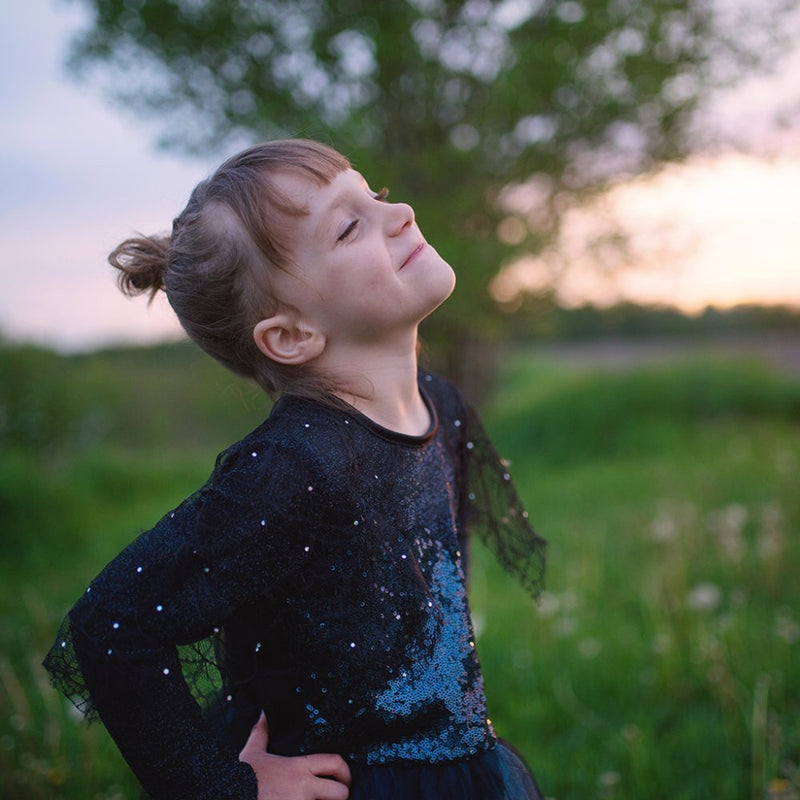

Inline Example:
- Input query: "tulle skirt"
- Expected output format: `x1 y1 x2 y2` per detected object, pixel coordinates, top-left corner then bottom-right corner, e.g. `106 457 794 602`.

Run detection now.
347 741 544 800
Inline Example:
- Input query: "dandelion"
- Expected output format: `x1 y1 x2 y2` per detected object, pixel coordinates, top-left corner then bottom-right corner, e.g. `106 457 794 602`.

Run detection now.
650 512 678 542
650 500 697 542
537 591 560 618
774 610 800 645
651 632 671 654
598 770 621 787
622 724 641 742
553 617 577 638
578 637 602 658
758 503 785 560
774 449 797 475
687 582 722 612
706 504 747 561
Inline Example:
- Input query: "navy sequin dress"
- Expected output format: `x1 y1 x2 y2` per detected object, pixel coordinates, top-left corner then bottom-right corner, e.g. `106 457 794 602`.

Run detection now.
44 372 546 800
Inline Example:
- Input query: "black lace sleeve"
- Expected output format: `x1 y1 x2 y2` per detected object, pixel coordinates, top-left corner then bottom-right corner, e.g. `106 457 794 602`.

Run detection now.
42 438 318 800
459 402 547 600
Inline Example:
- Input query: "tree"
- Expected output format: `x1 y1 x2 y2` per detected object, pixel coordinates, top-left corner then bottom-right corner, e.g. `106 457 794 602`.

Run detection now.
67 0 799 395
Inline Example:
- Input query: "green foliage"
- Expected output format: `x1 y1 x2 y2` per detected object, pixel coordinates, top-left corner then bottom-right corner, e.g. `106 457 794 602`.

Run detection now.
505 301 800 341
68 0 726 172
490 356 800 465
0 341 268 455
1 342 799 799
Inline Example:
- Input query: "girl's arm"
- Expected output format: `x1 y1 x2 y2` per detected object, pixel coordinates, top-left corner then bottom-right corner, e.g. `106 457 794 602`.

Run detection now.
44 441 340 800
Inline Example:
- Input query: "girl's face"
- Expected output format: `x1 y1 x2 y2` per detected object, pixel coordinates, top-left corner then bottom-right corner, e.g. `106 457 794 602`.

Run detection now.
270 168 456 350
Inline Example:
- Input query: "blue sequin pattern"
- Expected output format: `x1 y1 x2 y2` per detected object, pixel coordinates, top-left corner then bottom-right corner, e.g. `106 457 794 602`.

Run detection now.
368 534 492 763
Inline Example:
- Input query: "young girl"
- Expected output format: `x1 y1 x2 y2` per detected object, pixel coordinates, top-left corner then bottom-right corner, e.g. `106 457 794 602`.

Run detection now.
44 139 547 800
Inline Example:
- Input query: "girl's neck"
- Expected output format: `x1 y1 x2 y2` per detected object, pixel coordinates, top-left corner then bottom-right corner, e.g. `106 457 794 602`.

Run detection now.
327 344 429 437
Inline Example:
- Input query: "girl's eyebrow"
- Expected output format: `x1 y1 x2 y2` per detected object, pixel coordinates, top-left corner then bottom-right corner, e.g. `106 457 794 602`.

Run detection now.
315 175 370 240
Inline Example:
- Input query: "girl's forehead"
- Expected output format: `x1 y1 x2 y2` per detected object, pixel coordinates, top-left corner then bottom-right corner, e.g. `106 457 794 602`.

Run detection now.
274 167 365 207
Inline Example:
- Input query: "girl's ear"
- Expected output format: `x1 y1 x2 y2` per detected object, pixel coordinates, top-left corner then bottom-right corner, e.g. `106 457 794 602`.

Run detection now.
252 314 326 365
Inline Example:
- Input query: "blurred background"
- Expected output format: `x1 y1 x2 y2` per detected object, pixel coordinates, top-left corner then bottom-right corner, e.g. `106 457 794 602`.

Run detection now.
1 1 799 798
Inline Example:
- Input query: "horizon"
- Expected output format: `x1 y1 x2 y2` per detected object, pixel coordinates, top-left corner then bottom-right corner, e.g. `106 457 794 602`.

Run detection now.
5 298 799 357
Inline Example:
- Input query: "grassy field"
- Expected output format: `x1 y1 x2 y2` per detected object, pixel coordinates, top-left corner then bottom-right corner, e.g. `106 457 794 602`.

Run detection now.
1 340 798 799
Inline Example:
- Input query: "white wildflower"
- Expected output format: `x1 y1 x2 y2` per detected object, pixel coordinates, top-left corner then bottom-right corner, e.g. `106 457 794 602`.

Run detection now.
774 610 800 645
578 637 602 658
651 512 678 542
707 504 748 561
537 591 560 618
598 770 621 787
687 582 722 612
553 617 577 638
652 632 671 654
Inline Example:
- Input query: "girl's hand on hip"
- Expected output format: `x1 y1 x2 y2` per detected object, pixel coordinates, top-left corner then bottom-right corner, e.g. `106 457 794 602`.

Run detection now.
239 711 351 800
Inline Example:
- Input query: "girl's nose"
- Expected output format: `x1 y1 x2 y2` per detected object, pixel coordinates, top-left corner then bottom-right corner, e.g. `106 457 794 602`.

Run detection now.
386 201 415 235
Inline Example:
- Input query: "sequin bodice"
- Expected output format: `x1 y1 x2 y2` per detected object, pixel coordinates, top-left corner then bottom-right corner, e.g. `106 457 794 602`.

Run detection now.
44 373 546 800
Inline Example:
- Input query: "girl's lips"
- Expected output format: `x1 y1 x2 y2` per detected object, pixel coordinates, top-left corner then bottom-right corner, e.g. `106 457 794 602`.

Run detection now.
400 242 426 269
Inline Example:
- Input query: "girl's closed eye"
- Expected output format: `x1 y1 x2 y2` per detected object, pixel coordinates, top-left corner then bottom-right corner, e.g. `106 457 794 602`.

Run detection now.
338 220 358 242
337 187 390 242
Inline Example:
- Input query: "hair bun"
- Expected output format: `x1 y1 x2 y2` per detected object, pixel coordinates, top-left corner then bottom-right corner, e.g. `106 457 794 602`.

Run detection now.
109 234 170 301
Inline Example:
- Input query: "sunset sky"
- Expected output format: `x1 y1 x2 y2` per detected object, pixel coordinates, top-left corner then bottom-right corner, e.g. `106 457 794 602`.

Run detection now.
491 152 800 310
1 0 799 352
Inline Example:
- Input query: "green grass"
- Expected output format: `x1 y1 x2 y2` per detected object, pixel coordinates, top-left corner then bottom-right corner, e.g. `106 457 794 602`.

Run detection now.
1 342 799 799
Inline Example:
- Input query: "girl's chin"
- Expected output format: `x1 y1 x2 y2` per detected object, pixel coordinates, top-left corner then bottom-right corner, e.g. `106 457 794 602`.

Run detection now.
421 278 457 318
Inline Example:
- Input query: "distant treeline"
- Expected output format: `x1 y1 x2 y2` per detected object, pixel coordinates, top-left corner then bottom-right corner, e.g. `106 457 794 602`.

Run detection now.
504 302 800 341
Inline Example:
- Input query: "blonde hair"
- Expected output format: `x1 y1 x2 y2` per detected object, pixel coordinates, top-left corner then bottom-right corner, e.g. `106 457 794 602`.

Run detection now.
110 139 350 397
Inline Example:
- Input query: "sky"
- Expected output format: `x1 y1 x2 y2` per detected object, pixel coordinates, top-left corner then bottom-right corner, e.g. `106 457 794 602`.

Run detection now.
492 152 800 310
1 0 800 352
1 0 211 350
